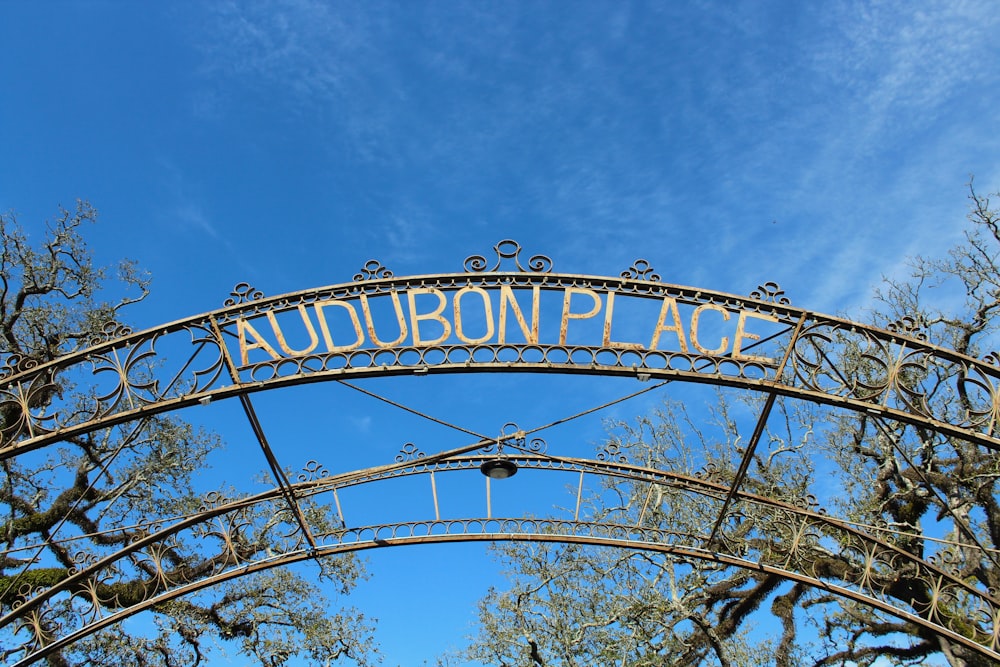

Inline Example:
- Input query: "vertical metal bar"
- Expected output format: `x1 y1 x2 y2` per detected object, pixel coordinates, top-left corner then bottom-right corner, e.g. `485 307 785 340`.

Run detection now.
112 348 136 410
17 382 34 438
884 344 909 406
574 471 585 521
430 471 440 521
333 488 345 527
636 483 655 527
485 476 492 519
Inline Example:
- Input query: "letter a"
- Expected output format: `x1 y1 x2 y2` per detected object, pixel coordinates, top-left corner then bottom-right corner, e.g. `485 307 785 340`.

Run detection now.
236 317 282 365
649 297 689 352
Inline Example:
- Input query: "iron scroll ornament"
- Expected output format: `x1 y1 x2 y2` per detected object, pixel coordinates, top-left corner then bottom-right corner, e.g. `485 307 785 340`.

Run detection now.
463 239 553 273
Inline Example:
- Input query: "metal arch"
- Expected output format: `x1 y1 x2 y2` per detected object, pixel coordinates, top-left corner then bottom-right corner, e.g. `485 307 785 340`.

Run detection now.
22 533 997 667
4 240 1000 663
4 453 1000 665
3 246 1000 458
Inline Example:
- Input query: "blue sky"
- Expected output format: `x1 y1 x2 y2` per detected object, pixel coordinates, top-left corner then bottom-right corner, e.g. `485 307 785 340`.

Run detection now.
2 1 999 665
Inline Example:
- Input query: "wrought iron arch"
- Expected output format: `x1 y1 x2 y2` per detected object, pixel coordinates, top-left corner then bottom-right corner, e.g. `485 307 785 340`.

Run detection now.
4 452 999 665
2 240 1000 664
3 241 1000 459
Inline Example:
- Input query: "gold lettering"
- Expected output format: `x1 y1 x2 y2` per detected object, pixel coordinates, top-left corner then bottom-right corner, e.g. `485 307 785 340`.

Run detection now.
649 297 689 352
236 317 281 365
359 292 409 348
498 285 539 344
314 300 364 352
560 287 602 345
602 292 642 349
454 287 495 345
265 305 320 356
689 304 730 356
733 310 778 363
407 288 452 346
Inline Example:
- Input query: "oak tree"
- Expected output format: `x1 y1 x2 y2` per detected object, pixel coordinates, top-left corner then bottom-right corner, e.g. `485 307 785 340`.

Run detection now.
462 184 1000 667
0 203 376 666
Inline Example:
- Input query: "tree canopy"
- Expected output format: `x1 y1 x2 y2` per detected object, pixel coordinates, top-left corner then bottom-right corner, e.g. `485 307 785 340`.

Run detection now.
0 203 376 666
460 184 1000 667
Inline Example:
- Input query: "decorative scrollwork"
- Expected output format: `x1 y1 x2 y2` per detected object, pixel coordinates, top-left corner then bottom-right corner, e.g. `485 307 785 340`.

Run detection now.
983 352 1000 367
12 603 58 653
597 441 629 464
353 260 393 282
199 490 234 512
789 321 934 411
70 549 101 573
91 341 160 409
621 259 661 282
492 422 547 454
0 374 60 442
524 436 547 454
76 568 119 624
464 240 552 274
88 321 133 346
8 453 1000 665
750 282 791 305
267 505 309 553
498 422 524 442
955 363 1000 433
224 282 264 307
298 460 330 482
694 462 726 483
186 322 228 392
395 442 425 462
886 315 927 341
0 353 38 381
789 493 821 511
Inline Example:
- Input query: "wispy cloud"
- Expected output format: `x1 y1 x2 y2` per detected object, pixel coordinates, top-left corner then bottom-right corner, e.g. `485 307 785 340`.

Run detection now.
186 2 999 318
174 202 220 239
196 0 400 147
351 414 373 434
200 0 362 99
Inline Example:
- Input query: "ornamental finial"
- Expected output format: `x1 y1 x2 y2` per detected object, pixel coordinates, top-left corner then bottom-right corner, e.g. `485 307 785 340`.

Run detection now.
354 260 394 282
749 282 790 305
621 260 661 282
224 282 264 306
464 240 552 273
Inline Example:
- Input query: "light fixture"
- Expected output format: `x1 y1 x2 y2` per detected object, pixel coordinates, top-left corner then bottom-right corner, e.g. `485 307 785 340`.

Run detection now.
481 429 520 479
198 395 212 406
636 372 651 382
480 458 518 479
